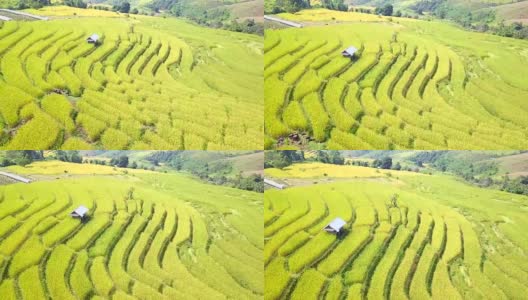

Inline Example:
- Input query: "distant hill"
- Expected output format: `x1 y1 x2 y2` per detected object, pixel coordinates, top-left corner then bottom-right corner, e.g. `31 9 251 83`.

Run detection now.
490 152 528 177
346 150 528 178
225 0 263 21
346 0 528 24
84 150 263 176
491 0 528 24
89 0 264 21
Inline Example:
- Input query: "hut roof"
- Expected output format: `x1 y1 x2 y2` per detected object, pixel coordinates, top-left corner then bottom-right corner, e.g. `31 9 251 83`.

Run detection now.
71 206 89 218
324 217 346 233
342 46 358 57
264 178 286 189
87 34 100 42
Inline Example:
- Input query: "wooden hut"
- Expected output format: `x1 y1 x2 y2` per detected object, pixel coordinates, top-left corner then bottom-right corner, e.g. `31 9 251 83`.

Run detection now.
264 178 286 189
70 206 89 220
324 217 346 234
87 34 100 44
341 46 358 58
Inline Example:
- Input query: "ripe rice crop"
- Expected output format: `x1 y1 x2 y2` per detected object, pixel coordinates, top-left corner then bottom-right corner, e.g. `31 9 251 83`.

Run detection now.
0 161 263 299
0 13 262 150
264 11 528 149
265 162 528 299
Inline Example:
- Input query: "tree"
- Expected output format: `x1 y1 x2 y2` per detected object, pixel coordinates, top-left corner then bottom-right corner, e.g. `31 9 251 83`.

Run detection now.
376 4 393 16
65 0 87 8
70 152 82 164
321 0 347 11
329 151 345 165
382 4 393 16
276 0 307 13
315 151 330 163
131 162 138 169
393 162 401 170
380 157 392 169
120 1 130 13
114 1 130 13
264 151 294 169
117 156 129 168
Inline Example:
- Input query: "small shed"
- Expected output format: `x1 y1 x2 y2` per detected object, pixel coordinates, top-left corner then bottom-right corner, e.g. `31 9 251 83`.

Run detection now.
324 217 346 234
264 178 286 189
87 34 100 44
342 46 358 58
70 206 89 219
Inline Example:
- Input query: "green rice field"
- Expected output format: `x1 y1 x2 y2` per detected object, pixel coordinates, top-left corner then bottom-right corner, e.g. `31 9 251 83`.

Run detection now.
0 161 263 299
264 162 528 299
0 11 263 150
264 10 528 149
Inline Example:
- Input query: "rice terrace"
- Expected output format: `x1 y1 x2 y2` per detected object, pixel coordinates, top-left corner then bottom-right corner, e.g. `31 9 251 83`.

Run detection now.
0 151 263 299
264 151 528 299
264 9 528 150
0 7 263 150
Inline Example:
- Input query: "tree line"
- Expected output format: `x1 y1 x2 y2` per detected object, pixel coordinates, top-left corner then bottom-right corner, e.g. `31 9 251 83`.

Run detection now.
0 151 263 193
410 0 528 40
147 0 263 35
264 150 345 169
266 0 347 14
409 151 528 195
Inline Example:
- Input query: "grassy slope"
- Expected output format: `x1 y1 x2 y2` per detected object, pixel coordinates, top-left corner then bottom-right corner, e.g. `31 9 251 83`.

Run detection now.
0 161 263 298
226 0 264 21
352 150 527 176
264 162 528 298
265 9 528 149
84 150 264 176
492 0 528 23
490 152 528 177
226 151 264 175
0 7 263 150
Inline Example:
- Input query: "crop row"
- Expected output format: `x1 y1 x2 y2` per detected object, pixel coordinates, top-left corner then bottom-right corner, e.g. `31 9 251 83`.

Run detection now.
0 180 261 300
265 182 527 299
0 21 262 150
264 30 528 149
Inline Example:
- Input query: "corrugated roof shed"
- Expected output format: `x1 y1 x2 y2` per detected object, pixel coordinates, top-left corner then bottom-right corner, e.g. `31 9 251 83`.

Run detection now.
71 206 89 218
87 34 100 43
0 171 31 183
324 217 346 233
342 46 358 57
264 178 286 189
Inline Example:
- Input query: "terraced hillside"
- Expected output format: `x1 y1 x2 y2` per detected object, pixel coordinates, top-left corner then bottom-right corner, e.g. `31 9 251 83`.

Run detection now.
0 14 263 150
264 11 528 149
264 163 528 299
0 162 263 299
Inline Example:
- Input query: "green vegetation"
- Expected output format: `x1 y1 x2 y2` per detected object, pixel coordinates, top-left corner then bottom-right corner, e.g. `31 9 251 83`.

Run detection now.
0 154 263 299
264 9 528 149
88 150 266 192
265 0 346 14
408 0 528 40
264 150 344 169
0 10 263 150
264 154 528 299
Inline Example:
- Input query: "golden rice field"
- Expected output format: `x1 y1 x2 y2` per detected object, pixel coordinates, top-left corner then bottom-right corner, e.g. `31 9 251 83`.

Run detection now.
0 161 263 299
5 160 154 175
264 162 419 178
0 10 263 150
264 10 528 149
264 163 528 299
